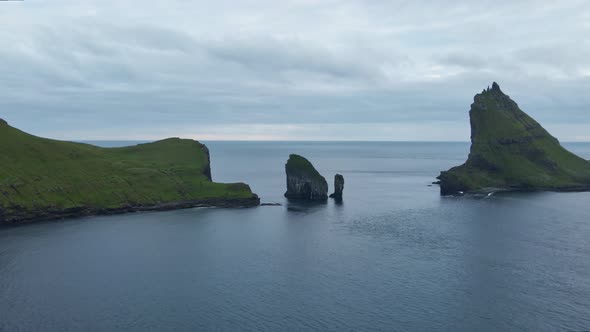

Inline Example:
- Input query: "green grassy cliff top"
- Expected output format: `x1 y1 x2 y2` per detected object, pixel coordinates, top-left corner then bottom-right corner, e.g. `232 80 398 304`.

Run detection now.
469 82 556 145
285 154 325 180
0 120 258 222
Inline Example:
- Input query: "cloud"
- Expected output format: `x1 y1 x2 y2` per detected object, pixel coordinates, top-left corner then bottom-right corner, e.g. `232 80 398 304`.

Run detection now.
0 0 589 140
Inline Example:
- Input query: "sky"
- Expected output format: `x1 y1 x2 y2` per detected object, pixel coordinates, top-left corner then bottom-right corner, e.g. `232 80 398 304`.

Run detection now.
1 0 589 141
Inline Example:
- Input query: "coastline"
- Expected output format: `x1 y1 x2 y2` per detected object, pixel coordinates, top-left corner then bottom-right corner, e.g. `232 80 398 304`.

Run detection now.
440 185 590 197
0 196 260 225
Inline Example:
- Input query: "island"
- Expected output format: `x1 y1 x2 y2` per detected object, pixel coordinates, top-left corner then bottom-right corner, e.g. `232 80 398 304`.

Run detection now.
284 154 328 200
437 82 590 195
0 119 259 223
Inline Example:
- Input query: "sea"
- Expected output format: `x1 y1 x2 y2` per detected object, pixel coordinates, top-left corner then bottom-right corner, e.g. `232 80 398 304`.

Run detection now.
1 141 590 331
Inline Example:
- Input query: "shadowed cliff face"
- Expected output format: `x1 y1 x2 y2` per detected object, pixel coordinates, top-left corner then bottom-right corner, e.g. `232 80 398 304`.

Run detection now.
202 145 213 181
284 154 328 200
438 82 590 195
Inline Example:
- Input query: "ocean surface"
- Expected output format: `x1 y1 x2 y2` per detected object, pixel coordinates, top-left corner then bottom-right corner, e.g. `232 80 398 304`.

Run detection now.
1 141 590 332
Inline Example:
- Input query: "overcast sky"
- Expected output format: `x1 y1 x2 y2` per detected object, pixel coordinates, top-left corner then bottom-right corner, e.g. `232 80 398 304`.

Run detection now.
1 0 589 141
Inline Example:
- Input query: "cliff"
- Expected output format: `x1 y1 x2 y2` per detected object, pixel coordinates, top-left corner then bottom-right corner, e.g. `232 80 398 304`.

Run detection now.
0 120 259 223
437 83 590 195
284 154 328 200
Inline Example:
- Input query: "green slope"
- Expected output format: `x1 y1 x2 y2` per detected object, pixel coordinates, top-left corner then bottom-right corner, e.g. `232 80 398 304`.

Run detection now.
285 154 325 181
438 82 590 195
0 120 259 222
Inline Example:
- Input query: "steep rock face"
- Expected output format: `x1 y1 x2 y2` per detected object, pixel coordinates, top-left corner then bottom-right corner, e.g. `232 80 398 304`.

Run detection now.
284 154 328 200
438 82 590 195
329 174 344 199
202 145 213 181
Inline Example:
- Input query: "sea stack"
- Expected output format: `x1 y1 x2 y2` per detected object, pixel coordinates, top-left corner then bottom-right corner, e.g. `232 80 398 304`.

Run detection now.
438 82 590 195
329 174 344 199
284 154 328 200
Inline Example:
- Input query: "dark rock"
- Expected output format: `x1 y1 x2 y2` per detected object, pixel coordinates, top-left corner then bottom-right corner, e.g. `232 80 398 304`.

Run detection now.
284 154 328 200
329 174 344 199
260 203 282 206
202 145 212 181
0 197 261 224
438 82 590 196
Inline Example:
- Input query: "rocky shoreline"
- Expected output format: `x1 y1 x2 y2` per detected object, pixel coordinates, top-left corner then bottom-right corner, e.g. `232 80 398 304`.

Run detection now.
0 196 260 225
437 183 590 198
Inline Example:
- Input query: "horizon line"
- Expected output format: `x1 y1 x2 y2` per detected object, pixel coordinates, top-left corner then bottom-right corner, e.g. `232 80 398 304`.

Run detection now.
76 139 590 143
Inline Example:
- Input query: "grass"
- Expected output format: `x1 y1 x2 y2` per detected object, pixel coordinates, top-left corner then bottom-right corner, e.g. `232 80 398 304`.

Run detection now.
285 154 325 180
439 84 590 194
0 121 257 220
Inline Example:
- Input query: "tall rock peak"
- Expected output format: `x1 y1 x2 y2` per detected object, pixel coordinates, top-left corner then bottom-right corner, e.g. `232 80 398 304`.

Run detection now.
437 84 590 195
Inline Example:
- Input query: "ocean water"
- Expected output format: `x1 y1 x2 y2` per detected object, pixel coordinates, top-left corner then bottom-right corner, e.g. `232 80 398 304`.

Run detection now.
1 141 590 331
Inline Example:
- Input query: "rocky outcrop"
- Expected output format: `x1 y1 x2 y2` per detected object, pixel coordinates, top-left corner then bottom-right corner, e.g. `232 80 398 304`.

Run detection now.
329 174 344 199
284 154 328 200
438 82 590 195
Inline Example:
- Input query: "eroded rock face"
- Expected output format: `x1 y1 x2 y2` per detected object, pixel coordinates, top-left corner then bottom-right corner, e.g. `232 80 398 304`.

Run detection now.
284 154 328 200
438 82 590 195
201 144 212 181
329 174 344 199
